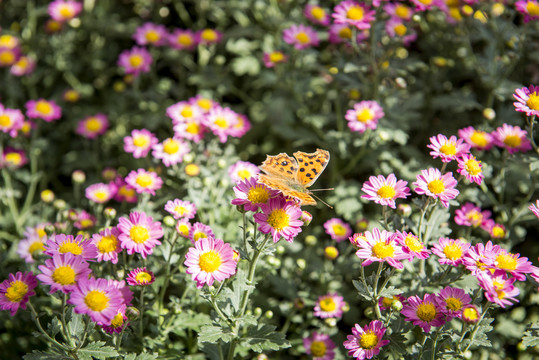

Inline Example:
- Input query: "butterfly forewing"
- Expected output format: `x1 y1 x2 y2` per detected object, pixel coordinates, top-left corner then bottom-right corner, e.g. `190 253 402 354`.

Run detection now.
259 153 299 179
293 149 330 188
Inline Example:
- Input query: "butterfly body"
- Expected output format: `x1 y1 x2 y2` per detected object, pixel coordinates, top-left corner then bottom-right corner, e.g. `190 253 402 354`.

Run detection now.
258 149 330 206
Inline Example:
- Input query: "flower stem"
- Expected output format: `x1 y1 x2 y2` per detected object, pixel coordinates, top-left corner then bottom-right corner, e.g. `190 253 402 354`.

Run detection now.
61 293 74 347
461 302 492 354
139 287 145 349
372 262 384 319
417 198 431 276
28 301 69 351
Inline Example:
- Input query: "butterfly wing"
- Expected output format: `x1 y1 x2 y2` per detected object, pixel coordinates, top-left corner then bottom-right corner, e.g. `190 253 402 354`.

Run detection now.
258 174 317 206
293 149 330 188
259 153 299 179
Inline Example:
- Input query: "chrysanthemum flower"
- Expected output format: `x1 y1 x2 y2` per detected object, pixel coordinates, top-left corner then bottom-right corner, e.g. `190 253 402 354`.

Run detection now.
343 320 390 359
231 115 250 139
513 84 539 116
384 2 413 20
124 129 158 158
355 228 407 269
126 267 155 286
164 199 197 220
91 227 122 264
385 19 417 46
328 24 354 44
228 161 260 183
314 292 346 319
490 248 534 281
401 294 445 333
254 196 303 243
203 106 239 143
176 218 191 238
76 114 109 139
197 29 222 45
118 211 163 259
303 332 336 360
190 95 218 113
184 237 237 288
0 34 19 49
45 234 98 261
323 218 352 243
458 126 494 151
1 147 28 168
461 304 480 324
17 227 47 263
69 277 124 324
457 154 484 185
133 22 168 46
11 55 36 76
427 134 471 163
431 237 471 266
304 5 331 26
73 210 97 230
168 29 198 50
454 202 491 228
173 118 206 143
48 0 82 22
0 105 24 137
481 220 506 239
283 24 320 50
361 173 410 209
63 89 80 103
332 1 375 30
0 272 38 316
393 231 430 260
411 0 442 11
25 99 62 122
152 137 190 167
462 241 497 275
117 47 153 76
37 253 92 294
125 168 163 196
107 279 133 306
0 46 20 67
231 177 280 212
113 177 138 203
476 271 520 308
529 200 539 218
345 100 384 134
167 101 203 125
263 51 288 68
435 286 471 319
101 304 127 334
515 1 539 22
492 124 532 154
189 222 215 244
85 182 116 204
379 295 406 310
413 168 459 208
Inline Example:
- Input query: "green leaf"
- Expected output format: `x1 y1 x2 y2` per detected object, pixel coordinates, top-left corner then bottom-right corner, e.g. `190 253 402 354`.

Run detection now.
522 322 539 347
198 325 234 344
231 56 260 76
352 280 372 301
68 310 85 340
23 351 68 360
47 317 62 338
379 286 404 299
77 341 119 360
240 324 290 353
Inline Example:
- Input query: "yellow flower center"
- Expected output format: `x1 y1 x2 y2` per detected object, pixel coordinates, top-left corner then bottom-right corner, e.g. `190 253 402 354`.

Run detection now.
269 51 284 63
130 225 150 244
427 179 445 195
464 158 481 176
214 117 228 128
295 32 310 44
394 24 407 37
5 281 28 302
185 164 200 176
338 27 352 39
346 6 365 20
199 250 222 272
356 108 374 123
5 153 22 166
332 224 347 236
28 241 45 254
84 290 109 312
372 241 395 259
236 169 251 180
376 185 396 199
526 92 539 110
193 231 208 242
135 271 152 283
311 6 325 20
36 101 52 115
201 29 217 42
174 205 188 216
416 302 436 322
0 51 15 64
359 331 379 350
52 266 76 285
463 307 479 321
197 99 213 110
186 122 200 134
136 173 153 188
0 114 12 127
163 138 180 154
395 5 411 18
79 219 94 228
85 117 102 132
443 243 463 260
381 297 394 308
59 242 83 255
97 235 118 253
145 30 160 43
404 234 424 252
177 34 193 46
419 0 433 4
59 5 74 18
177 224 189 236
181 106 193 118
310 340 327 357
491 225 505 238
439 143 457 156
110 313 124 328
470 130 488 147
133 135 149 148
526 2 539 16
503 134 522 148
247 185 270 204
267 208 290 231
319 297 336 312
0 35 16 48
95 190 110 202
129 54 143 68
496 253 517 271
445 297 463 311
119 186 135 197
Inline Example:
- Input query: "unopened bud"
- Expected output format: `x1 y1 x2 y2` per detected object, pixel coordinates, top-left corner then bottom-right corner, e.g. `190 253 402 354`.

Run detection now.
53 199 67 210
392 300 403 312
305 235 317 246
41 190 55 203
104 207 117 219
267 256 281 268
163 216 176 227
296 258 306 270
264 310 273 319
482 108 496 121
72 170 86 183
324 318 337 327
300 210 312 226
276 245 285 255
324 246 339 260
254 307 263 317
44 224 56 236
126 306 140 321
101 168 117 181
356 218 369 232
294 298 305 309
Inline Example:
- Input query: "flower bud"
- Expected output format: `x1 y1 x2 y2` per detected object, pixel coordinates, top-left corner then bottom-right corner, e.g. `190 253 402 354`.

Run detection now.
296 258 306 270
126 306 140 321
397 203 412 217
342 302 350 313
463 350 472 359
305 235 317 246
101 167 117 181
294 298 305 309
300 210 312 226
276 245 285 255
264 310 273 319
217 159 227 169
41 189 55 203
356 218 369 232
53 199 67 210
482 108 496 121
163 216 176 227
517 341 526 352
324 246 339 260
267 256 281 268
254 307 263 317
324 318 337 327
391 300 403 312
185 164 200 177
104 207 117 219
461 304 480 324
72 170 86 184
44 224 56 236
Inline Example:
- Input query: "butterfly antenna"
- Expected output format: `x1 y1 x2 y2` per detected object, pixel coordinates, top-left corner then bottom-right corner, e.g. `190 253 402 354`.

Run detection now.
311 193 333 209
310 188 334 192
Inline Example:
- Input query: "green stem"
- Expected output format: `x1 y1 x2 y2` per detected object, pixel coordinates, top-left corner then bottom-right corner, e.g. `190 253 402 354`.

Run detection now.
27 301 69 351
60 293 74 347
158 233 179 329
460 302 492 354
417 198 431 276
139 287 145 348
372 262 384 319
2 169 22 235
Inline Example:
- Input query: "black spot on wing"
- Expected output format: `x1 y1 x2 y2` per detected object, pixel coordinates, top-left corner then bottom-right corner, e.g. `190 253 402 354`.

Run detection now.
309 161 313 165
306 173 313 178
311 168 318 175
286 170 293 174
299 168 305 172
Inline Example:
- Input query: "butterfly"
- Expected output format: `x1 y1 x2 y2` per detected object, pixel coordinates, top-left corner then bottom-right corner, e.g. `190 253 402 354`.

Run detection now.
258 148 330 206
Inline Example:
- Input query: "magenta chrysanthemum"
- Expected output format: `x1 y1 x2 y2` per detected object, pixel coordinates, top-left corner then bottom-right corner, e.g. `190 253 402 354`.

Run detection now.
427 134 470 163
68 277 124 324
37 253 92 294
476 271 520 308
231 177 280 212
1 147 28 168
345 100 384 134
355 228 407 269
458 126 494 151
152 137 190 167
197 29 222 45
303 332 336 360
203 106 239 143
126 267 155 286
85 182 116 204
314 292 346 319
515 1 539 23
76 114 109 139
457 154 484 185
413 168 459 208
189 222 215 244
343 320 390 359
117 47 153 76
91 227 122 264
45 234 98 261
283 24 320 50
124 129 158 158
435 286 471 319
393 230 430 260
0 105 24 137
454 202 491 228
263 51 288 68
431 237 471 266
323 218 352 243
361 173 410 209
490 248 535 281
332 1 375 30
117 211 163 259
492 124 532 154
17 225 47 263
48 0 82 22
228 161 260 183
25 99 62 122
254 196 303 243
461 241 497 275
168 29 198 50
401 294 446 333
133 22 168 46
0 272 38 316
529 200 539 218
304 5 331 26
164 199 197 220
101 304 128 334
384 3 413 21
125 168 163 196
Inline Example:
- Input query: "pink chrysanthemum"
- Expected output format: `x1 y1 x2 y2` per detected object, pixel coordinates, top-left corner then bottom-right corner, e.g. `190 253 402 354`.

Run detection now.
384 2 413 21
355 228 407 269
76 114 109 139
117 211 163 259
91 227 122 264
411 0 443 11
431 237 471 266
85 182 116 204
228 161 260 183
462 241 498 275
168 29 198 50
73 210 97 230
25 99 62 122
125 169 163 196
254 196 303 243
17 227 47 263
263 51 288 68
332 1 375 30
481 219 506 239
107 279 133 306
197 29 222 45
37 253 92 294
513 85 539 116
11 55 36 77
231 177 280 212
303 332 336 360
328 23 353 44
385 19 417 46
323 218 352 243
0 46 20 67
101 304 128 334
401 294 446 333
189 222 215 244
133 22 168 46
126 267 155 286
283 24 320 50
68 277 124 324
413 168 459 208
476 271 520 308
203 106 238 143
48 0 82 22
118 47 153 76
515 1 539 22
229 114 251 139
0 105 24 137
0 272 38 316
314 292 346 319
190 95 218 113
361 173 410 209
167 101 204 124
176 218 192 238
379 295 406 310
454 203 491 228
184 237 237 289
304 5 331 26
345 100 384 134
343 320 390 359
492 124 532 154
45 234 98 261
123 129 158 158
1 147 28 168
394 231 430 260
529 200 539 218
113 177 138 203
490 248 535 281
427 134 471 163
164 199 197 220
435 286 471 319
152 137 190 167
173 117 206 143
458 126 494 151
457 154 484 185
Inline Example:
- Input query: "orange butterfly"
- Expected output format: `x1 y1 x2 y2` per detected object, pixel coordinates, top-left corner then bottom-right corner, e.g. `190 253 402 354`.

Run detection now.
258 149 330 206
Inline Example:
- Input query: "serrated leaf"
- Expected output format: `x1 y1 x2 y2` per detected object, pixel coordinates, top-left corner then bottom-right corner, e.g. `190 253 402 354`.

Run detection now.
240 324 290 353
171 311 212 334
68 310 85 340
23 351 67 360
379 286 404 299
198 324 234 344
47 317 61 338
77 341 118 360
522 322 539 347
134 353 158 360
353 279 372 301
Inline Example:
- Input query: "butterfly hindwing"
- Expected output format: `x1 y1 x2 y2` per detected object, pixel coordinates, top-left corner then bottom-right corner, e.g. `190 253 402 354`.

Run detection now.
293 149 330 188
258 174 317 206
